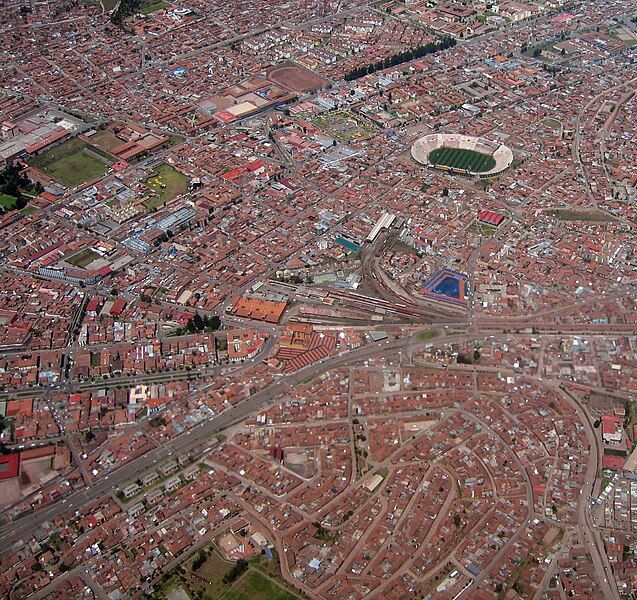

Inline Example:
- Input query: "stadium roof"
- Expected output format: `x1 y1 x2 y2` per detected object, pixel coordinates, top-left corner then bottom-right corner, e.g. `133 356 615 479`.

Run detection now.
477 210 505 226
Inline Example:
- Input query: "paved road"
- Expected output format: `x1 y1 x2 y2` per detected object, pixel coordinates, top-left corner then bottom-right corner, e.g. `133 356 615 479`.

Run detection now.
2 322 630 573
560 385 620 599
0 334 412 554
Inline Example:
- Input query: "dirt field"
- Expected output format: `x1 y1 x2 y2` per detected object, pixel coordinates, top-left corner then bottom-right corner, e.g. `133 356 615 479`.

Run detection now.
267 62 329 93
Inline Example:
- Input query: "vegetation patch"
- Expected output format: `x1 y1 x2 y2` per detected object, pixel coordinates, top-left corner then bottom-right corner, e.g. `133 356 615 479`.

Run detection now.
30 138 112 188
140 0 169 14
429 147 496 173
392 240 420 255
225 568 298 600
469 220 498 236
66 248 100 268
89 130 125 152
311 111 374 142
344 36 456 81
144 164 189 208
0 164 41 212
172 314 221 336
0 193 18 210
313 521 335 542
549 209 615 222
153 548 300 600
542 117 562 131
418 329 439 341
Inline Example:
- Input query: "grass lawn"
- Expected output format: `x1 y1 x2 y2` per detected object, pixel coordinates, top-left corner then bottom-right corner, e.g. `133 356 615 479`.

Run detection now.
418 329 439 341
154 545 303 600
549 209 614 222
225 569 299 600
140 0 169 14
30 138 112 188
0 193 18 210
184 550 234 598
66 248 100 268
429 147 496 173
469 220 498 236
89 130 124 152
144 164 189 208
20 205 39 216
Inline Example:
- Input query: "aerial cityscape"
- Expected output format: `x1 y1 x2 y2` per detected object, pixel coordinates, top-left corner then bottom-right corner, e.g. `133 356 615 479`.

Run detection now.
0 0 635 598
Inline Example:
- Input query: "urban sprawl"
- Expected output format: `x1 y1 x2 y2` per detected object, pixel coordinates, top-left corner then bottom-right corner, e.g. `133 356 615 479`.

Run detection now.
0 0 636 599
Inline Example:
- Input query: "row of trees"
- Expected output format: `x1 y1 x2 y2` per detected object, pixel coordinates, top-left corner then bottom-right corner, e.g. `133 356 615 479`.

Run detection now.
222 559 248 584
343 36 457 81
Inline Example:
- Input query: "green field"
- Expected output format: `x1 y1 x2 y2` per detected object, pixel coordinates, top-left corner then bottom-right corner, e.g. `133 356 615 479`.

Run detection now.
0 193 18 210
549 210 614 222
139 0 169 14
429 146 496 173
89 130 125 152
66 248 100 268
225 569 298 600
155 550 300 600
30 138 112 188
144 164 189 208
418 329 439 341
21 205 39 216
469 220 498 236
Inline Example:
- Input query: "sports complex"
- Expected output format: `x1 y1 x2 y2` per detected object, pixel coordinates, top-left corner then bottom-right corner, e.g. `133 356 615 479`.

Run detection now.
411 133 513 177
420 268 468 308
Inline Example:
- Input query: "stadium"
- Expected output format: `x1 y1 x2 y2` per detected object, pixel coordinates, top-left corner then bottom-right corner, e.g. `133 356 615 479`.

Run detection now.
411 133 513 178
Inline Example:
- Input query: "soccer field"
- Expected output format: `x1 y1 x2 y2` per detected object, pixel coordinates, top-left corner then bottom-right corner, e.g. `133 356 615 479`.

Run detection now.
30 138 112 187
429 146 496 173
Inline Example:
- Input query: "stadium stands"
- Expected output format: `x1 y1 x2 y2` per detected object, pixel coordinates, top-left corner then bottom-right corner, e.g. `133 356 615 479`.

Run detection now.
411 133 513 177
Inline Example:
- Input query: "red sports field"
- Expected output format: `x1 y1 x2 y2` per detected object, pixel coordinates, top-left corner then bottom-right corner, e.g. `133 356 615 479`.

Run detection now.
267 61 330 94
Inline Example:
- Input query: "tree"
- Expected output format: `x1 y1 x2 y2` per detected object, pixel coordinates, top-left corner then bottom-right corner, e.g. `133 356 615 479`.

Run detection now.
222 559 248 584
343 36 457 81
192 550 207 570
111 0 140 24
193 313 204 331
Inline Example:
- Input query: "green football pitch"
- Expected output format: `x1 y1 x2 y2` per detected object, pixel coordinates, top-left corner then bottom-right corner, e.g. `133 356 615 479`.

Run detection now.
429 146 496 173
